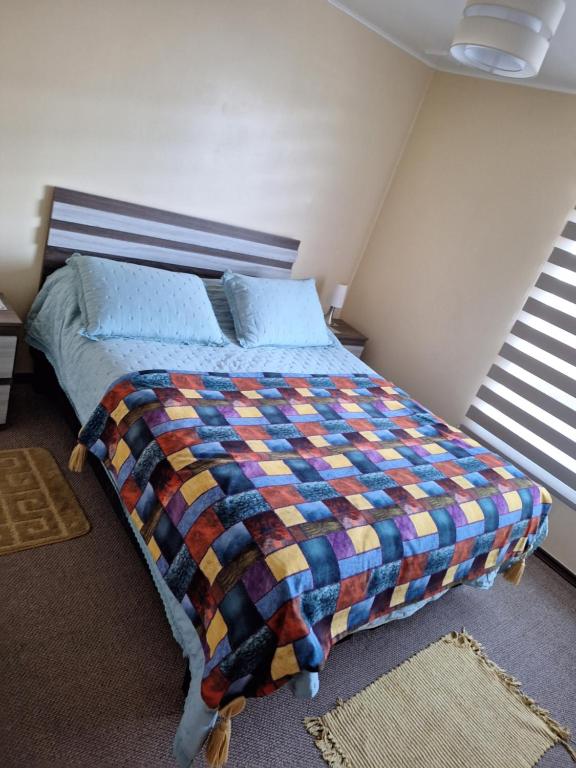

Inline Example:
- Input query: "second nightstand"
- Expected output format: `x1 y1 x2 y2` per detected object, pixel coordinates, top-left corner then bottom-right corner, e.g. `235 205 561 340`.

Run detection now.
328 318 368 358
0 294 22 427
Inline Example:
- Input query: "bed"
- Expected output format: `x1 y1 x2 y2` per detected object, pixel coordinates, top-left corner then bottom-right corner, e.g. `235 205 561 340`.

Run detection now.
27 188 551 767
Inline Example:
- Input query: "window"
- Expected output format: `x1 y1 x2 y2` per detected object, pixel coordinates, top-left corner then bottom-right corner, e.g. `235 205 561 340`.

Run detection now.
463 207 576 507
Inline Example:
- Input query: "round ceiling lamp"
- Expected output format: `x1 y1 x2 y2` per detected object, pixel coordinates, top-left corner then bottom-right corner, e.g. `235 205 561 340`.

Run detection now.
450 0 566 78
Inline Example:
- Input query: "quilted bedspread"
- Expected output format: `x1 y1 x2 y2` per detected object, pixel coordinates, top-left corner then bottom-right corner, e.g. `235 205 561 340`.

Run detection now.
78 370 551 709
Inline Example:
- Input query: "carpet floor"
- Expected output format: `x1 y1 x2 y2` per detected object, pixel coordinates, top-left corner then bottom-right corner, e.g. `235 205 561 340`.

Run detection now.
0 383 575 768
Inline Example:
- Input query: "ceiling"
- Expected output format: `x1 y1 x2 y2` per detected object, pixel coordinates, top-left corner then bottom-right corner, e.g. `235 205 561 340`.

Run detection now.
328 0 576 94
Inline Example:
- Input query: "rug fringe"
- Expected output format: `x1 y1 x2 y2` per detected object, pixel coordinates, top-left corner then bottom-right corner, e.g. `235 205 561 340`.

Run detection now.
304 715 350 768
445 631 576 762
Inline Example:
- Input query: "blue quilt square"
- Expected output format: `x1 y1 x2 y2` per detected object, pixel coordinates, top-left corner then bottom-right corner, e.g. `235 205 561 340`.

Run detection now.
215 489 270 528
430 508 457 547
285 458 323 483
360 472 397 490
213 522 253 565
348 597 374 630
196 406 228 426
373 519 404 562
154 512 184 562
406 575 431 602
479 497 499 532
298 501 333 522
425 545 454 575
300 537 340 588
260 405 289 424
211 462 255 496
220 583 265 650
367 561 401 596
300 583 340 626
299 482 337 502
364 489 394 508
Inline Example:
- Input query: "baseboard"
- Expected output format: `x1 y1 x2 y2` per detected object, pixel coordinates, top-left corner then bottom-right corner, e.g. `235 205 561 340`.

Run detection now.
535 548 576 588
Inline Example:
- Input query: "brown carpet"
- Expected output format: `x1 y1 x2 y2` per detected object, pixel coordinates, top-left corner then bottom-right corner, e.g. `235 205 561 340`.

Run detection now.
0 383 575 768
0 447 89 555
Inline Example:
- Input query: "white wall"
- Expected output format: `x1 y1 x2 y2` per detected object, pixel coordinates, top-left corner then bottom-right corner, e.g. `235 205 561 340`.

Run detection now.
0 0 430 336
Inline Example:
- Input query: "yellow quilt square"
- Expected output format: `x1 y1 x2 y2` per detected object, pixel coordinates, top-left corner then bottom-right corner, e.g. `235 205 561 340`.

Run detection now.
110 400 129 425
148 536 161 562
442 565 458 586
460 500 484 524
294 404 317 415
181 470 217 505
242 390 262 399
514 537 528 553
494 466 513 480
130 509 143 531
168 447 195 471
424 443 445 455
261 460 290 476
266 545 309 581
485 548 500 569
271 644 301 680
309 435 329 448
111 439 131 473
276 505 306 527
385 400 404 411
378 448 402 460
325 454 352 469
360 431 379 442
330 607 351 638
410 511 437 537
390 582 409 607
347 494 372 511
503 491 522 512
296 388 313 397
179 388 201 398
405 484 428 500
406 428 422 438
166 405 198 420
200 547 222 585
347 525 380 554
453 475 474 490
342 402 363 413
246 440 270 453
206 611 227 656
236 406 262 418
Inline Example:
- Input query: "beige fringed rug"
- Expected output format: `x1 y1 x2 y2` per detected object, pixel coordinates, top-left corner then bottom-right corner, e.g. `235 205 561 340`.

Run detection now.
0 448 90 555
305 631 576 768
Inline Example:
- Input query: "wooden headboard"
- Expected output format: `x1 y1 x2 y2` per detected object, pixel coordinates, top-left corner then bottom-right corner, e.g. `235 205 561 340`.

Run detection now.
42 188 300 280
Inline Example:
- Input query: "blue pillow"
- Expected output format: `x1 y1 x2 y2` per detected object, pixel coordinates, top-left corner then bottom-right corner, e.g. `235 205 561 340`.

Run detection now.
68 254 226 345
221 271 332 348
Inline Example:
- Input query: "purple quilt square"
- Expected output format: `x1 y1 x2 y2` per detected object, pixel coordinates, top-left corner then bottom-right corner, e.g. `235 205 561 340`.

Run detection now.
242 559 277 603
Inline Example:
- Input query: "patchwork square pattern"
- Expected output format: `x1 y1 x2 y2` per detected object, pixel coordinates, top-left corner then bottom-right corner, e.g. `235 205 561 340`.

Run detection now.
79 371 551 709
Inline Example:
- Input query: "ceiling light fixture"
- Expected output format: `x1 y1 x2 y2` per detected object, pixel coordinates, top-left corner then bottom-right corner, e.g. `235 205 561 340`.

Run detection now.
450 0 566 78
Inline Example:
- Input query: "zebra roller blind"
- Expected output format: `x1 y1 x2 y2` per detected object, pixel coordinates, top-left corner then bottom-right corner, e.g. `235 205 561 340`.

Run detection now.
463 207 576 508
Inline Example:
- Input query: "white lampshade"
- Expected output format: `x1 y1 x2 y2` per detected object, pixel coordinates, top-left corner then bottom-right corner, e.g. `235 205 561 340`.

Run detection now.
330 283 348 309
450 0 565 78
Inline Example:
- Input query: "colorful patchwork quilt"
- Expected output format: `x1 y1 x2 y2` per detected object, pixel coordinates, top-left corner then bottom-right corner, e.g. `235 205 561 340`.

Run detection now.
77 370 551 710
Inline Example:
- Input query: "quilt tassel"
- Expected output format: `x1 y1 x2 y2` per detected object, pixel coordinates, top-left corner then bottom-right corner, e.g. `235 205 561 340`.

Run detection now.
205 697 246 768
68 442 87 473
503 559 526 586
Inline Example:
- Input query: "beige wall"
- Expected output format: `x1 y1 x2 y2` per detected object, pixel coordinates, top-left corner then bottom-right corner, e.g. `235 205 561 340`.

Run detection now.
0 0 430 329
346 72 576 572
347 72 576 424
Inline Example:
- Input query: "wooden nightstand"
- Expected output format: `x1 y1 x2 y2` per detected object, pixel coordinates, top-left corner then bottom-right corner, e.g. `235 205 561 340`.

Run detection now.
329 318 367 358
0 294 22 426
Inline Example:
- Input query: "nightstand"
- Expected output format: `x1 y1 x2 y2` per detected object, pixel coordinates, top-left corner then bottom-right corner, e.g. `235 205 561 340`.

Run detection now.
329 318 367 358
0 294 22 426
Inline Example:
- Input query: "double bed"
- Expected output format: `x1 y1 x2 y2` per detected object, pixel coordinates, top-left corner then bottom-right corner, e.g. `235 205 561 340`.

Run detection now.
27 188 551 767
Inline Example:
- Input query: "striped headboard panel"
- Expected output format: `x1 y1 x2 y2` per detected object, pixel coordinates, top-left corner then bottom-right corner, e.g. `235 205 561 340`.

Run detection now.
43 188 299 279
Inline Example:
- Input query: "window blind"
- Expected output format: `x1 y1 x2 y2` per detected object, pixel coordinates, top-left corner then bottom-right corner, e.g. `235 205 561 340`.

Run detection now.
463 208 576 508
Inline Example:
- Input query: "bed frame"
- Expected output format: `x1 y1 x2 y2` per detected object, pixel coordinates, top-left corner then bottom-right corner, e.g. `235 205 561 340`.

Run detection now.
34 187 302 693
